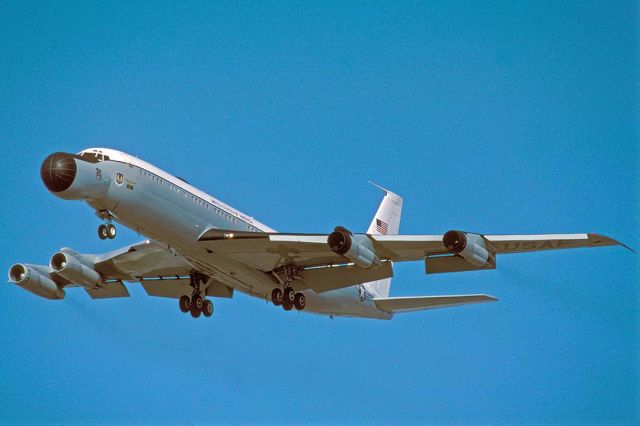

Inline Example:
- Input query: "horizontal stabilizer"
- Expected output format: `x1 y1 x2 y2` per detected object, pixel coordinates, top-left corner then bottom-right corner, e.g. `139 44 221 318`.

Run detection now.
374 294 497 313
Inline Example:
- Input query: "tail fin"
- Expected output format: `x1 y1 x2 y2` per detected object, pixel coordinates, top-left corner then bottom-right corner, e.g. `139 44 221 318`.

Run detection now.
363 183 403 298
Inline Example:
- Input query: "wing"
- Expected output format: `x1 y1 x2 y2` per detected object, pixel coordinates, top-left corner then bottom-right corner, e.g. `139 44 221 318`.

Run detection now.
198 229 627 286
199 229 626 266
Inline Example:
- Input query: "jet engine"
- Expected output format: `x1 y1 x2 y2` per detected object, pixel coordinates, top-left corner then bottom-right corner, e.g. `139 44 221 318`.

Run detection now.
443 230 494 266
8 264 65 300
50 250 101 289
327 227 381 269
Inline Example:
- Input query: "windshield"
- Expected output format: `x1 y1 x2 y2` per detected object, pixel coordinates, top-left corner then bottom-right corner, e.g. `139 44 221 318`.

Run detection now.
77 151 110 163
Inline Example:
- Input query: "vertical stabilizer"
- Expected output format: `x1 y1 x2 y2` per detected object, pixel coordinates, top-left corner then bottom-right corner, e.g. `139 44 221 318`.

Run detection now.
363 184 403 298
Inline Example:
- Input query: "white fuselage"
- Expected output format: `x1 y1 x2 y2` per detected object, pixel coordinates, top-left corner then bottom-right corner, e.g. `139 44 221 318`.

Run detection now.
74 148 390 319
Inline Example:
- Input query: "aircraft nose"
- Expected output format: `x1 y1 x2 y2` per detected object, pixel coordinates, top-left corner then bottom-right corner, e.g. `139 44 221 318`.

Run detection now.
41 152 77 192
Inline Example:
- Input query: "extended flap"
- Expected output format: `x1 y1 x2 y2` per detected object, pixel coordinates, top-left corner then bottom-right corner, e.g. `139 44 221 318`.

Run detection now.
425 254 496 274
84 281 130 299
303 261 393 293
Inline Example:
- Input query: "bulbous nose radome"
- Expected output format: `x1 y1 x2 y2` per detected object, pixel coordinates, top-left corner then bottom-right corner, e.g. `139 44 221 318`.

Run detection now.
41 152 77 192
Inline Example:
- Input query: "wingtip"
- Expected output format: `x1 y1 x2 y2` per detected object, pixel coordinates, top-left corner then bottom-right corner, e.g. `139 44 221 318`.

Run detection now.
485 295 499 302
588 233 636 253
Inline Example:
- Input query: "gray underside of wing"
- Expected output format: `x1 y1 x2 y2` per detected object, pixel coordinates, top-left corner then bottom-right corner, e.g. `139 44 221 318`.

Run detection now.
199 232 343 270
198 231 449 269
91 240 196 299
94 240 193 281
485 233 628 253
374 294 498 313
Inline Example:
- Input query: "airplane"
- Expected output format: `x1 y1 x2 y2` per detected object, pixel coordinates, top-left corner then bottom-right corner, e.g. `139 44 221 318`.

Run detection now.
8 148 629 320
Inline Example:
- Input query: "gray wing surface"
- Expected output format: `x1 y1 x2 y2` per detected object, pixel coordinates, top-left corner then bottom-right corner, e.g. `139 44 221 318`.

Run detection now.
198 229 626 281
374 294 498 313
92 240 195 299
484 233 628 253
94 240 193 280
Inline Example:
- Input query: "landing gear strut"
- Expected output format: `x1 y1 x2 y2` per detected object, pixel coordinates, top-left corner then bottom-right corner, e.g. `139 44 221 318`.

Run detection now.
271 265 306 312
178 272 214 319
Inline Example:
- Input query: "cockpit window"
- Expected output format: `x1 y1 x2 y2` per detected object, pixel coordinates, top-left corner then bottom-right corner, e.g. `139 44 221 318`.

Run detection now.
75 152 100 163
76 152 108 163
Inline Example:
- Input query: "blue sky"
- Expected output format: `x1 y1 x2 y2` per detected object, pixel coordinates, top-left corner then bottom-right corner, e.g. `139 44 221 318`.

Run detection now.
1 1 638 424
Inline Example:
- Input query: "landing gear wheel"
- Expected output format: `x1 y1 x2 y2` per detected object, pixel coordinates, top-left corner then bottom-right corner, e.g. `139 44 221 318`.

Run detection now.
179 295 191 313
283 287 295 304
105 223 117 239
192 294 204 310
271 288 283 306
202 300 214 317
282 300 293 311
98 224 107 240
190 307 201 318
294 292 306 311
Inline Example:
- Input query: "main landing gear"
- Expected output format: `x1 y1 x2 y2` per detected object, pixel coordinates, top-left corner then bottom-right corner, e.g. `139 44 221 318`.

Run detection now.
270 265 306 312
271 288 306 311
179 272 214 318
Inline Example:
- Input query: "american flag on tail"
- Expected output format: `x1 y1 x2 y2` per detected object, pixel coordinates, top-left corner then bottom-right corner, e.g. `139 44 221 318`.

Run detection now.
376 218 388 235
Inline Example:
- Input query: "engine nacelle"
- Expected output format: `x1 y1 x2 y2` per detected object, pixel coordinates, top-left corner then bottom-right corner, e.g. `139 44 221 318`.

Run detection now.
50 250 101 289
443 230 494 267
8 264 65 300
327 227 381 269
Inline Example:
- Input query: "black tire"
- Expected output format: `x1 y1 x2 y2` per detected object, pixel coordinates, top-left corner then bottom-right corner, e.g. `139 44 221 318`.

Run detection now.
271 288 283 306
190 307 201 318
106 224 117 239
283 287 295 304
98 224 107 240
282 300 293 311
179 295 191 313
192 294 204 310
202 300 214 317
294 292 306 310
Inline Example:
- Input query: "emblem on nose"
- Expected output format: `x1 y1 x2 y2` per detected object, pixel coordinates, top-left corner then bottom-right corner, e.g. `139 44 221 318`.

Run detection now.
41 152 77 192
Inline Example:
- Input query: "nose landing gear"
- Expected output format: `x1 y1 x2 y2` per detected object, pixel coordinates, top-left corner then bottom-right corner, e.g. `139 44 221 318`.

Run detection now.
179 272 214 318
98 223 117 240
96 210 117 240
